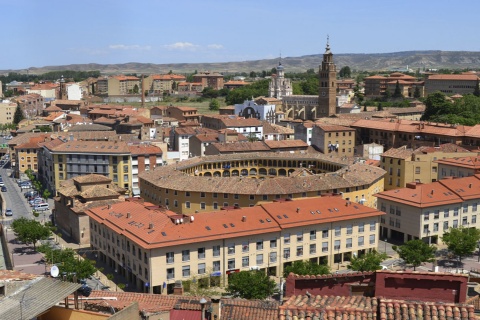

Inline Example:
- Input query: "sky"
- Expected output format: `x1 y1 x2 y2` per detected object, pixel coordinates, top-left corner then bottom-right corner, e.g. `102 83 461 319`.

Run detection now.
1 0 480 70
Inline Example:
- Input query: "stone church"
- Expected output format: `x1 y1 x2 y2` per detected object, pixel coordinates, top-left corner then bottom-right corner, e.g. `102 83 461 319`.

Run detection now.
272 38 338 120
268 61 292 99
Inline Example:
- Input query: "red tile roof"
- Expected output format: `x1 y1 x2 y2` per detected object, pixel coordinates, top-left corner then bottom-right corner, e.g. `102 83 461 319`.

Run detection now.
434 155 480 170
128 144 163 155
315 124 355 132
428 74 479 81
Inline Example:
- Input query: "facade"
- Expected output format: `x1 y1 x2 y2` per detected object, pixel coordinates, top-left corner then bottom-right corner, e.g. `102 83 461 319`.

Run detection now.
282 95 319 120
375 175 480 244
364 73 417 98
128 144 163 196
380 144 472 191
139 152 385 214
234 100 277 124
13 93 44 119
13 134 52 178
201 115 264 140
86 196 383 293
144 74 186 95
436 155 480 179
263 122 294 141
40 139 132 195
268 62 293 99
54 174 126 245
192 72 224 90
107 76 141 95
170 127 216 161
27 83 57 101
0 100 16 124
425 74 480 95
66 83 83 100
165 106 200 123
311 125 356 157
224 80 248 90
318 39 337 117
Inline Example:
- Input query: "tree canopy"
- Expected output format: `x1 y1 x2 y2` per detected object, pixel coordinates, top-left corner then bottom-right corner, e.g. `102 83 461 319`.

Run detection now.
225 79 269 105
11 218 51 250
441 227 480 263
421 92 480 125
283 260 330 278
392 80 404 99
348 250 388 272
13 104 24 125
339 66 351 78
209 99 220 111
226 270 276 299
392 239 436 270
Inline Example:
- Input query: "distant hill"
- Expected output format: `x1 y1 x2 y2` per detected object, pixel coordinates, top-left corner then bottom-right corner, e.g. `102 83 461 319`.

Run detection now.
3 50 480 75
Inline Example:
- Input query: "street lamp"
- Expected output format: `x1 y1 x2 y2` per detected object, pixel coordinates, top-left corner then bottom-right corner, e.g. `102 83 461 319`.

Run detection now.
199 298 207 320
384 238 387 254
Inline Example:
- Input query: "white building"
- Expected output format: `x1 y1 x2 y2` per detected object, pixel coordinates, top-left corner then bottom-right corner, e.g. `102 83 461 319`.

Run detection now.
67 83 83 100
234 100 276 124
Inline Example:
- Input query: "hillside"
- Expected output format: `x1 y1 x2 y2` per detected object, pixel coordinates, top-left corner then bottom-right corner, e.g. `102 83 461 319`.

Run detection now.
3 50 480 75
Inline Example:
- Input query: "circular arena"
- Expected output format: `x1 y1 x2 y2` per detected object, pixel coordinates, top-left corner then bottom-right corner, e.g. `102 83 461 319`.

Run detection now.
139 152 385 214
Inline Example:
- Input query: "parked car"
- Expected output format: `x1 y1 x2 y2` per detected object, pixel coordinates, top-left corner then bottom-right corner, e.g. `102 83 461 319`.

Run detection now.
29 197 44 206
1 186 6 192
0 181 4 187
17 180 29 186
20 184 32 190
5 208 12 216
24 190 38 198
34 203 49 211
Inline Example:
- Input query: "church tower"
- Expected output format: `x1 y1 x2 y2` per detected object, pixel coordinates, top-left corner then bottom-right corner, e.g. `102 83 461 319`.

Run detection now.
268 58 292 99
318 37 337 116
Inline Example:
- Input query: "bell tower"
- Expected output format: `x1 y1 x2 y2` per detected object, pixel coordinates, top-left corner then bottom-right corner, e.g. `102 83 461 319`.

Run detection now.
318 36 337 116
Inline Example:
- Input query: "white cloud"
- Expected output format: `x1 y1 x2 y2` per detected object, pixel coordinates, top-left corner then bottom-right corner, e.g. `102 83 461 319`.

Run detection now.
109 44 151 50
207 44 224 50
164 42 199 51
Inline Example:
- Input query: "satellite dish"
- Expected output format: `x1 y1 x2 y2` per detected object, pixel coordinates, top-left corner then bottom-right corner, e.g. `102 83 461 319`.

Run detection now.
50 265 59 277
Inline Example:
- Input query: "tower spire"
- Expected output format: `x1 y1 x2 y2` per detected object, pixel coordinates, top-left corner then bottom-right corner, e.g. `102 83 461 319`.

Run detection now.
325 35 331 53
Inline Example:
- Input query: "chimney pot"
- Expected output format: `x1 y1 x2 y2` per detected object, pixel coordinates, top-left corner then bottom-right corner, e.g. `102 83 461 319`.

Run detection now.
126 212 131 218
149 223 154 229
242 216 246 222
296 208 300 213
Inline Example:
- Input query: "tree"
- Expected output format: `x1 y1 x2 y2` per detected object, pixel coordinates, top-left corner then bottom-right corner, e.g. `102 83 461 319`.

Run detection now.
392 80 403 99
133 84 139 94
392 239 436 271
377 103 383 111
413 86 421 99
249 71 257 78
442 227 480 265
474 79 480 97
13 103 24 125
384 88 391 101
348 250 388 272
226 270 276 299
209 99 220 111
11 218 51 250
283 260 330 278
202 87 219 99
43 189 51 200
339 66 351 78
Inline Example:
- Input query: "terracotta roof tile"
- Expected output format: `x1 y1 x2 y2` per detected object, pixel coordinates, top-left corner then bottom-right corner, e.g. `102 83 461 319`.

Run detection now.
263 140 308 149
381 146 413 159
434 155 480 170
128 144 163 155
428 74 479 81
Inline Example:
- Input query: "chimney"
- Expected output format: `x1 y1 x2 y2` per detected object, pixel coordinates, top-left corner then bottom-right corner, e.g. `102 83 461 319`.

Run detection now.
296 208 300 213
107 204 111 209
126 212 131 218
241 216 246 222
431 190 434 195
149 223 154 229
210 296 221 320
173 280 184 295
469 183 473 188
190 215 194 223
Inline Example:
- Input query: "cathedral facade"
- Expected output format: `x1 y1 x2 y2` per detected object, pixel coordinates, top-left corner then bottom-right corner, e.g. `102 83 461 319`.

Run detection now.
268 61 293 99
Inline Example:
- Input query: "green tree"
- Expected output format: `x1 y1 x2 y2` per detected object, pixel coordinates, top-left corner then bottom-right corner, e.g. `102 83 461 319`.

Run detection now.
225 79 269 105
43 189 51 200
249 71 257 78
348 250 388 272
442 227 480 265
474 79 480 97
392 80 403 99
353 84 364 105
283 260 330 278
392 239 436 271
209 99 220 111
202 87 219 99
413 86 421 99
384 88 391 101
11 218 51 250
133 84 139 94
226 270 276 299
13 103 24 125
339 66 351 78
377 103 383 111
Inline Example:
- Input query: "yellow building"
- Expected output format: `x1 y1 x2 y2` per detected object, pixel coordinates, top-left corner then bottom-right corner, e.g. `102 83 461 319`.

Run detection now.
381 144 472 190
311 124 356 157
107 75 140 95
86 196 384 294
0 100 16 124
139 152 385 214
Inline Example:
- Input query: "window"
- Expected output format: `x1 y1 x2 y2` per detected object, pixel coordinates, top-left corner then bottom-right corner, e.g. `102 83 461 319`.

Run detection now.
223 193 228 199
297 232 303 242
242 241 249 253
213 202 218 210
358 236 364 246
396 206 401 216
256 241 263 251
334 240 341 251
444 209 449 218
358 223 364 233
198 247 205 259
296 246 303 257
310 244 316 254
234 194 239 199
453 219 458 228
369 234 375 245
346 238 352 248
185 201 190 209
228 244 235 255
167 268 174 279
284 233 291 244
284 248 290 259
346 224 353 235
185 191 190 197
463 204 469 213
415 167 420 174
242 256 249 267
389 205 395 215
310 230 316 240
462 217 468 226
433 223 439 232
228 259 235 269
213 193 218 198
443 221 449 230
182 250 190 262
200 192 205 198
433 210 439 219
213 245 220 257
370 221 376 231
166 252 174 264
182 266 190 277
322 242 328 252
270 252 277 263
270 239 277 249
256 254 264 265
198 263 206 274
213 261 220 272
423 212 429 221
174 200 178 207
473 215 477 224
474 203 478 212
335 226 341 237
322 229 328 238
454 208 459 216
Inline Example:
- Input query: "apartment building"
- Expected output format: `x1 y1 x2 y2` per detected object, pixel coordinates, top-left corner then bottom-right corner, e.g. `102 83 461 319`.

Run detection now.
381 144 472 190
14 134 52 178
425 74 480 95
364 73 417 98
13 93 44 118
128 144 163 196
201 115 264 140
40 139 132 195
144 74 186 95
165 106 200 123
311 125 356 157
436 155 480 179
192 71 224 90
0 100 16 124
86 196 383 294
375 175 480 244
107 76 140 95
27 83 57 101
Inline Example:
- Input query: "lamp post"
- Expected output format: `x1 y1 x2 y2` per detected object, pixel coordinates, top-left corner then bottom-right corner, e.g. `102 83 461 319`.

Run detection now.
199 298 207 320
384 238 387 254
